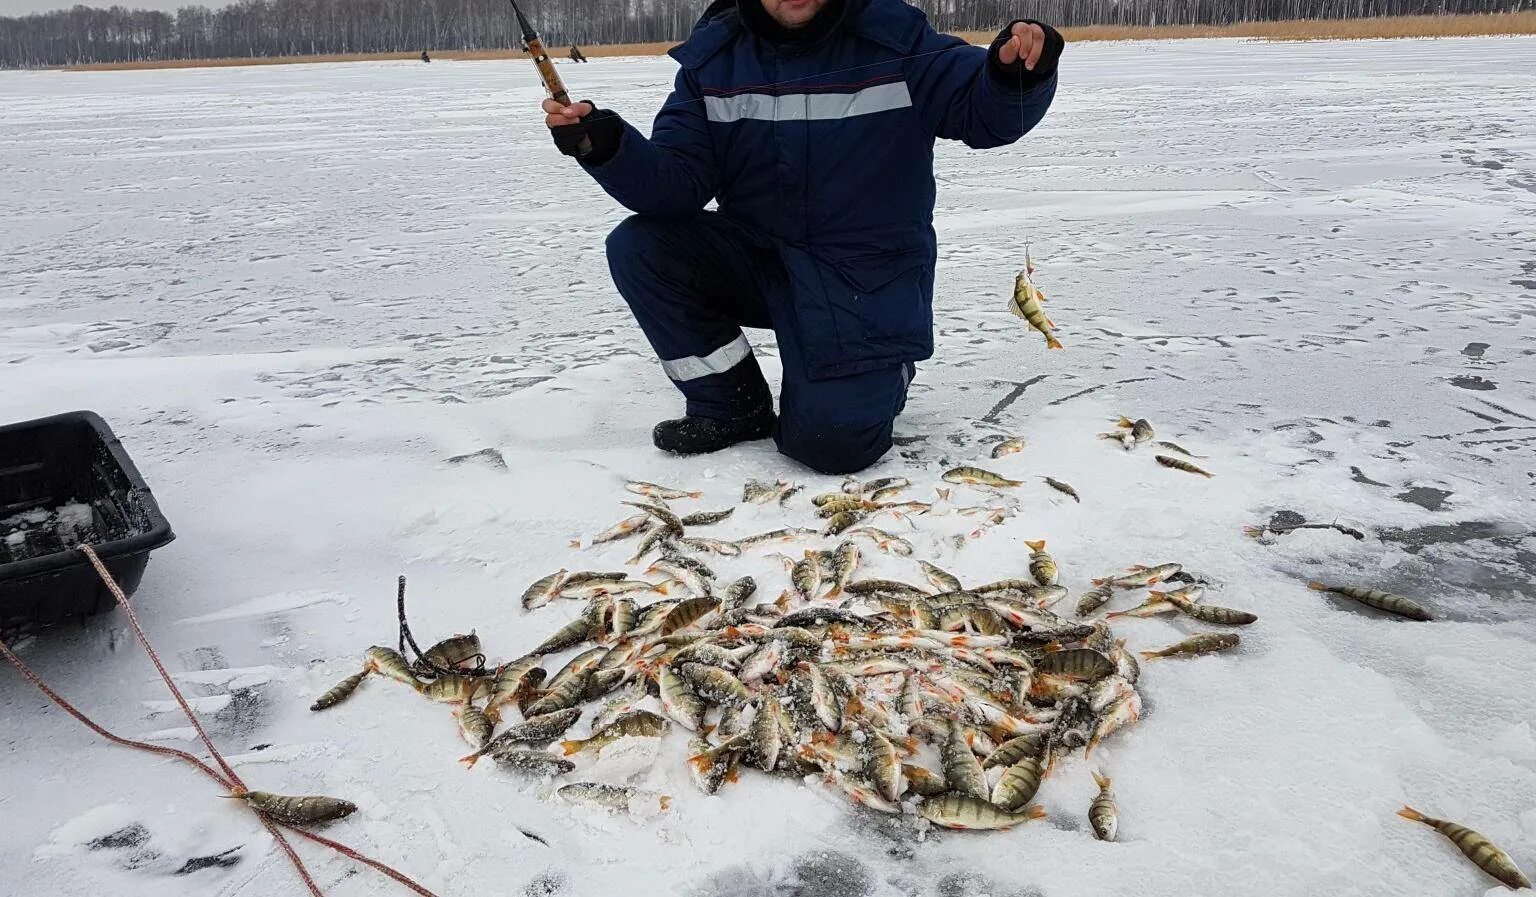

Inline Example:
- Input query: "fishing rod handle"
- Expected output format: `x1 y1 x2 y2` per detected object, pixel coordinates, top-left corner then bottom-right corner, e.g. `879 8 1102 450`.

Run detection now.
526 36 593 155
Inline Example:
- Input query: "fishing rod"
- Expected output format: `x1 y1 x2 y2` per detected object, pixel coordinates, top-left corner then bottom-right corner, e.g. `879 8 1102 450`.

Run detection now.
507 0 591 155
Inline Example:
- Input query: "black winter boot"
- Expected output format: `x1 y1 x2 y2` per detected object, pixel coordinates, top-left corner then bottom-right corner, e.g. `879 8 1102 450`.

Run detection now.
652 404 775 456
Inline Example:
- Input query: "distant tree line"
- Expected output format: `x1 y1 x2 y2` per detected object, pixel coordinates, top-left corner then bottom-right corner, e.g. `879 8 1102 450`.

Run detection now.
1 0 1529 68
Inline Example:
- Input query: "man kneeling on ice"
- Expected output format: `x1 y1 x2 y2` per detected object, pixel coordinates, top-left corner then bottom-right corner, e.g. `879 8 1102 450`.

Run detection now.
544 0 1062 474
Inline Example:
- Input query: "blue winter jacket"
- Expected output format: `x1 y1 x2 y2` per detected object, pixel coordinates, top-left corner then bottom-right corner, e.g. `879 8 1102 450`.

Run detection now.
584 0 1056 380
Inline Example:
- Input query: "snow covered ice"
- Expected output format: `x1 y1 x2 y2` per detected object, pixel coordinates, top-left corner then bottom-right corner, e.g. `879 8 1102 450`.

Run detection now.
3 35 1535 897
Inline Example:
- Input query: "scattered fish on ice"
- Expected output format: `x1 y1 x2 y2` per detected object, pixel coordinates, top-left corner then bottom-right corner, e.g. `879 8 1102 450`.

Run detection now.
298 417 1473 854
312 465 1211 834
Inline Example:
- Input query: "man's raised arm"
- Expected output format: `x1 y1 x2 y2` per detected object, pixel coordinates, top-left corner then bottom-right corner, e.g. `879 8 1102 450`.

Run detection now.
543 70 720 219
908 19 1065 150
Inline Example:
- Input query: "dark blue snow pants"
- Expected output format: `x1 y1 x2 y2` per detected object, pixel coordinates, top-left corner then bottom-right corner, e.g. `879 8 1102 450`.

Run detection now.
606 212 913 475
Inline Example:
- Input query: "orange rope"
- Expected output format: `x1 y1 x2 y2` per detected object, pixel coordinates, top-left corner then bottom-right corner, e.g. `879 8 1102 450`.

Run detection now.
0 636 231 788
282 826 442 897
0 629 324 896
81 545 440 896
0 545 442 897
259 817 327 896
79 545 246 789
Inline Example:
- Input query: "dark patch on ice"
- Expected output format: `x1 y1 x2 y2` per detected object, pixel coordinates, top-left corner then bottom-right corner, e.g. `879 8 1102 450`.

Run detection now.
1449 375 1497 391
501 376 555 392
1268 510 1308 530
1456 406 1503 424
519 828 549 845
1394 486 1452 512
87 823 162 870
1515 260 1536 291
790 850 874 897
1044 377 1153 408
892 435 927 446
981 375 1049 424
447 447 507 470
524 870 566 896
248 742 272 752
89 824 150 850
211 686 266 740
187 645 226 672
1461 342 1489 358
1272 420 1326 433
174 846 242 875
936 871 1042 897
1430 424 1536 443
1513 545 1536 580
1051 812 1086 834
1378 520 1521 552
1327 530 1536 618
1349 467 1390 488
1476 398 1534 422
690 863 792 897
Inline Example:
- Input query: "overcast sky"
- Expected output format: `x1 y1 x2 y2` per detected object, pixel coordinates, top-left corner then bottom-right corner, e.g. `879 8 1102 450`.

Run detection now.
1 0 194 14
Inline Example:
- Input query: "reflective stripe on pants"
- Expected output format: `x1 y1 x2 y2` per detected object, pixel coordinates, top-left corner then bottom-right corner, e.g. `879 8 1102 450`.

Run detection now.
660 334 753 383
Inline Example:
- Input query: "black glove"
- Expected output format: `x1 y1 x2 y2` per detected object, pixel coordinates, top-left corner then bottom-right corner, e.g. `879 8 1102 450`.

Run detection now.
987 20 1064 90
550 101 624 165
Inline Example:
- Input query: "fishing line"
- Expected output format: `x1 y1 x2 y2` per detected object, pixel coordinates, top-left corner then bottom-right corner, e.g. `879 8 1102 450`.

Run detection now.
1017 30 1036 265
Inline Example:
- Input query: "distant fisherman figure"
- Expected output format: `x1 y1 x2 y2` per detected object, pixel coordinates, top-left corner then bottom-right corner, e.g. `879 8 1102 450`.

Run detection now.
570 45 589 63
544 0 1062 474
421 49 431 63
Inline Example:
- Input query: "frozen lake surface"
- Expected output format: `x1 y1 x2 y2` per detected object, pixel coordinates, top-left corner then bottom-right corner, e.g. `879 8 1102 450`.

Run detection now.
2 36 1534 897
